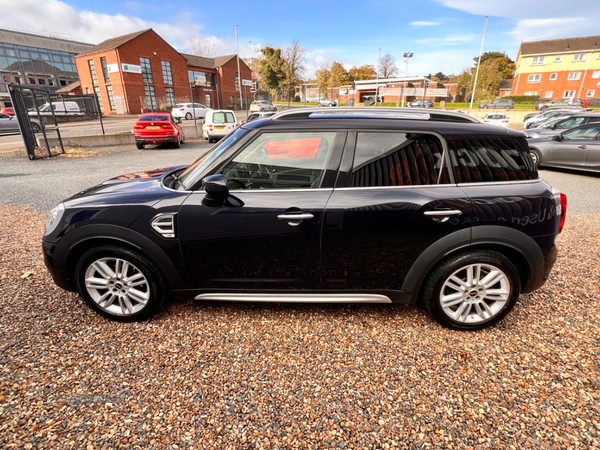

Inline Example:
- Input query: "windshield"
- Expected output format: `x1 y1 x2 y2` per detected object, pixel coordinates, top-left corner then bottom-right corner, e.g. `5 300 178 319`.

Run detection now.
139 115 169 122
177 128 250 190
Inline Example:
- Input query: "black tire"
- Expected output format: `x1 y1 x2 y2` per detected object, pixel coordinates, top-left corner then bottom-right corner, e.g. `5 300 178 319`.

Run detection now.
421 250 521 331
31 122 41 132
260 108 265 112
505 106 511 110
173 133 181 149
530 148 542 168
136 142 145 149
75 245 169 322
180 132 185 145
185 112 192 120
274 107 278 112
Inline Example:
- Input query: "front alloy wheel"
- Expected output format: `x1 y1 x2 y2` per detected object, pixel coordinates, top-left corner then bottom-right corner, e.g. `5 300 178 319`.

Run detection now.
422 250 520 330
75 245 167 321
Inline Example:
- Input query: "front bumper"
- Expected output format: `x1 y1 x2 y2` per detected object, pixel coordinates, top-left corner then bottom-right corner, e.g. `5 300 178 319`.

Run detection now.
42 241 73 291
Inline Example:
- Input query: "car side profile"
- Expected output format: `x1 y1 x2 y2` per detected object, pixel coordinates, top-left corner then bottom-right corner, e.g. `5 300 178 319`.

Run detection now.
528 123 600 171
43 108 565 330
536 98 588 110
525 113 600 138
250 100 277 112
171 103 211 120
410 100 434 108
133 113 185 149
479 98 514 110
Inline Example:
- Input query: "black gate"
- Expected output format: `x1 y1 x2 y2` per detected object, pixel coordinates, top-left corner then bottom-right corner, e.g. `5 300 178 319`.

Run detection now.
9 84 65 160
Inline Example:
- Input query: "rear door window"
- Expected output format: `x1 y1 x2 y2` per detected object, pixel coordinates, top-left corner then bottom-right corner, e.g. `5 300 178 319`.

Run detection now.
212 112 226 123
225 112 236 123
446 137 536 183
351 132 449 186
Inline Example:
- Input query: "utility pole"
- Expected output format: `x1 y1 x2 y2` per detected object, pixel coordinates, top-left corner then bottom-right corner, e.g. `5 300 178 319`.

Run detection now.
400 52 413 107
235 25 243 111
470 16 489 109
375 48 381 106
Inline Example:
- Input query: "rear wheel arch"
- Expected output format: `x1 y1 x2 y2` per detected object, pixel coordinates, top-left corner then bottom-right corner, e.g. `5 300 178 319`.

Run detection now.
402 226 544 302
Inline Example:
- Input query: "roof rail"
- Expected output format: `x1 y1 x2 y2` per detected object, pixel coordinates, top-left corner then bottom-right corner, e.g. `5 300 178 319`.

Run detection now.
271 107 481 123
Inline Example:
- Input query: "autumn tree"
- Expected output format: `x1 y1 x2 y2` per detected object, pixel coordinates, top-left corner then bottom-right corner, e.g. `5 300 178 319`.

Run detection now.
315 63 331 98
378 53 398 78
329 61 351 87
473 59 507 101
189 35 216 57
348 65 376 81
283 39 307 100
473 51 515 79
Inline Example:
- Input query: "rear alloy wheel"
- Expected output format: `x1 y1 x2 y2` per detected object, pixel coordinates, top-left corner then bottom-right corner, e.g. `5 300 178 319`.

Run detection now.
75 245 168 322
530 149 541 168
173 133 181 149
185 112 192 120
422 250 520 330
136 142 145 150
31 122 41 132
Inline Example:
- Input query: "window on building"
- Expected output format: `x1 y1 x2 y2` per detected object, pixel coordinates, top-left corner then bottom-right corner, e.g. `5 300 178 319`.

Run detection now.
567 72 581 81
140 57 153 84
563 90 576 98
524 91 538 96
165 87 175 106
531 56 545 65
554 55 562 62
592 71 600 79
93 86 104 111
100 57 110 83
28 77 36 85
587 90 595 98
188 70 213 87
106 86 116 110
527 74 541 83
144 84 157 110
549 73 558 80
161 61 173 85
545 91 553 98
88 60 98 85
573 53 586 62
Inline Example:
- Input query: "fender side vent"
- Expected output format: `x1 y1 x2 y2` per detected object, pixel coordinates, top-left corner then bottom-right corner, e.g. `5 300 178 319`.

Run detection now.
151 213 177 238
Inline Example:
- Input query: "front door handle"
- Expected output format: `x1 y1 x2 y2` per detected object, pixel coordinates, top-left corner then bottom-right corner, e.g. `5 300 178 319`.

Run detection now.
277 213 314 220
578 145 589 149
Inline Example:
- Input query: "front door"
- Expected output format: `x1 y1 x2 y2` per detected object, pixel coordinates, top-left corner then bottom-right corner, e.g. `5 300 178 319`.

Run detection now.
320 131 471 291
178 130 344 290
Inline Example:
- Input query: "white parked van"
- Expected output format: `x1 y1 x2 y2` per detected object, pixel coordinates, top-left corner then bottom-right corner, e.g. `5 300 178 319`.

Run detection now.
202 110 238 143
28 101 82 116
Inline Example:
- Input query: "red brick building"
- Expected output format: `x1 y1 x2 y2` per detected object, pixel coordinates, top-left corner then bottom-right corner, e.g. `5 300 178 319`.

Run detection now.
75 29 252 114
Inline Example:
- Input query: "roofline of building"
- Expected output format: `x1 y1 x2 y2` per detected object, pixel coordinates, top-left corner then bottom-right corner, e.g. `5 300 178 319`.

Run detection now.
0 27 93 46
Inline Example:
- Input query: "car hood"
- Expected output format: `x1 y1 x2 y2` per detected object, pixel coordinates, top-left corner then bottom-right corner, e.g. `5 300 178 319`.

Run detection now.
64 166 187 208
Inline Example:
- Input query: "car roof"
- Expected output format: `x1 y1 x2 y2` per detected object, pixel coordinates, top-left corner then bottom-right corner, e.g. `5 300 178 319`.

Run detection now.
139 112 170 117
242 109 524 139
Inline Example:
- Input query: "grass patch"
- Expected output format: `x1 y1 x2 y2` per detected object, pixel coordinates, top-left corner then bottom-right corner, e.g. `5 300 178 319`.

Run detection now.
273 101 319 106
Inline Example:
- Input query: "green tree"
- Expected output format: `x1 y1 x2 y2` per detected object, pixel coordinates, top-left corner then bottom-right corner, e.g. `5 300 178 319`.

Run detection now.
474 59 506 101
329 61 350 87
259 46 286 92
473 51 515 79
348 65 376 81
433 71 449 82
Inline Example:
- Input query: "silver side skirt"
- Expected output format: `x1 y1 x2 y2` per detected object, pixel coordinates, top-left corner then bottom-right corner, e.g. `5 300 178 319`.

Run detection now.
194 293 392 303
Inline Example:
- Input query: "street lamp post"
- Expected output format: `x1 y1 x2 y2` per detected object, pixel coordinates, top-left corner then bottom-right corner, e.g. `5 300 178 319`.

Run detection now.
235 25 243 112
375 48 380 106
400 52 413 107
470 16 489 109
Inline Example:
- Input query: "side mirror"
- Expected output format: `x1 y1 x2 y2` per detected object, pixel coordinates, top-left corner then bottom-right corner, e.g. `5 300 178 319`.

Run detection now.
552 134 562 141
202 174 229 206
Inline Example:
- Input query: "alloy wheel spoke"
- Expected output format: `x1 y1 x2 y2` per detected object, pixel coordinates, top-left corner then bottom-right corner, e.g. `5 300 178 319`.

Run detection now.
92 261 115 279
441 292 464 306
449 276 469 290
485 289 509 301
480 270 503 289
123 295 134 314
128 288 149 305
480 301 495 317
102 293 117 308
474 303 487 320
125 272 144 285
86 277 108 290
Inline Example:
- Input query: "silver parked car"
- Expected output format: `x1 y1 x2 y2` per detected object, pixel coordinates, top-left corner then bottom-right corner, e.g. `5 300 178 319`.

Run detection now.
249 100 277 112
526 113 600 138
0 113 42 133
528 123 600 171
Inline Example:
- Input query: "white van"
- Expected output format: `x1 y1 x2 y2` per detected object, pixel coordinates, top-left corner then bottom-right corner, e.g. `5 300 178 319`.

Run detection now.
28 101 82 116
202 110 239 143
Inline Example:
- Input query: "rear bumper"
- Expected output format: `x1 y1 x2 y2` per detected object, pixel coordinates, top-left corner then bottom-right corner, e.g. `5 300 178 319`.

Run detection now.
524 243 559 293
135 135 176 144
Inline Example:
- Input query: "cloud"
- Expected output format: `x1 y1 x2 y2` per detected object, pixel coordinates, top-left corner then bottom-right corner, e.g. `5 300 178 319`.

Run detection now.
416 34 477 46
410 21 439 26
435 0 600 42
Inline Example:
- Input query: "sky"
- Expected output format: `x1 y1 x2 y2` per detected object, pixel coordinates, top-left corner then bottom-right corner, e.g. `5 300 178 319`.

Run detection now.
1 0 599 79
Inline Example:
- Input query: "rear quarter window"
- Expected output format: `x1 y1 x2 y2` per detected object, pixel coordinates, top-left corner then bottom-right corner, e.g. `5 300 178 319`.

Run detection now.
446 136 537 183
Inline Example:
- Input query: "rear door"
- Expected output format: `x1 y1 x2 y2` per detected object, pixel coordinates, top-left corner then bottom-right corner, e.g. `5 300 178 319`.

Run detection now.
225 111 237 133
320 131 471 291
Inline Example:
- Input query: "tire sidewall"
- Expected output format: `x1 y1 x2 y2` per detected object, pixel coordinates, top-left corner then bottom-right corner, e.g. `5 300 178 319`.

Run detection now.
75 246 165 322
530 149 541 168
422 251 521 330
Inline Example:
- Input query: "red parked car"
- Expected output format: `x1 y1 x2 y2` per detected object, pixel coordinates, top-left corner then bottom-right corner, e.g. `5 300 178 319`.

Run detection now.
133 113 185 149
1 107 15 116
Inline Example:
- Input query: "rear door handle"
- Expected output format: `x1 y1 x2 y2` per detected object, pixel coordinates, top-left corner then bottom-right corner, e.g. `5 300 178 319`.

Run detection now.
424 210 463 217
277 213 314 220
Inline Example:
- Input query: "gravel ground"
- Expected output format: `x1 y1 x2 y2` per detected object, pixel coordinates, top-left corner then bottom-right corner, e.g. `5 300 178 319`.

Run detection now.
0 205 599 449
